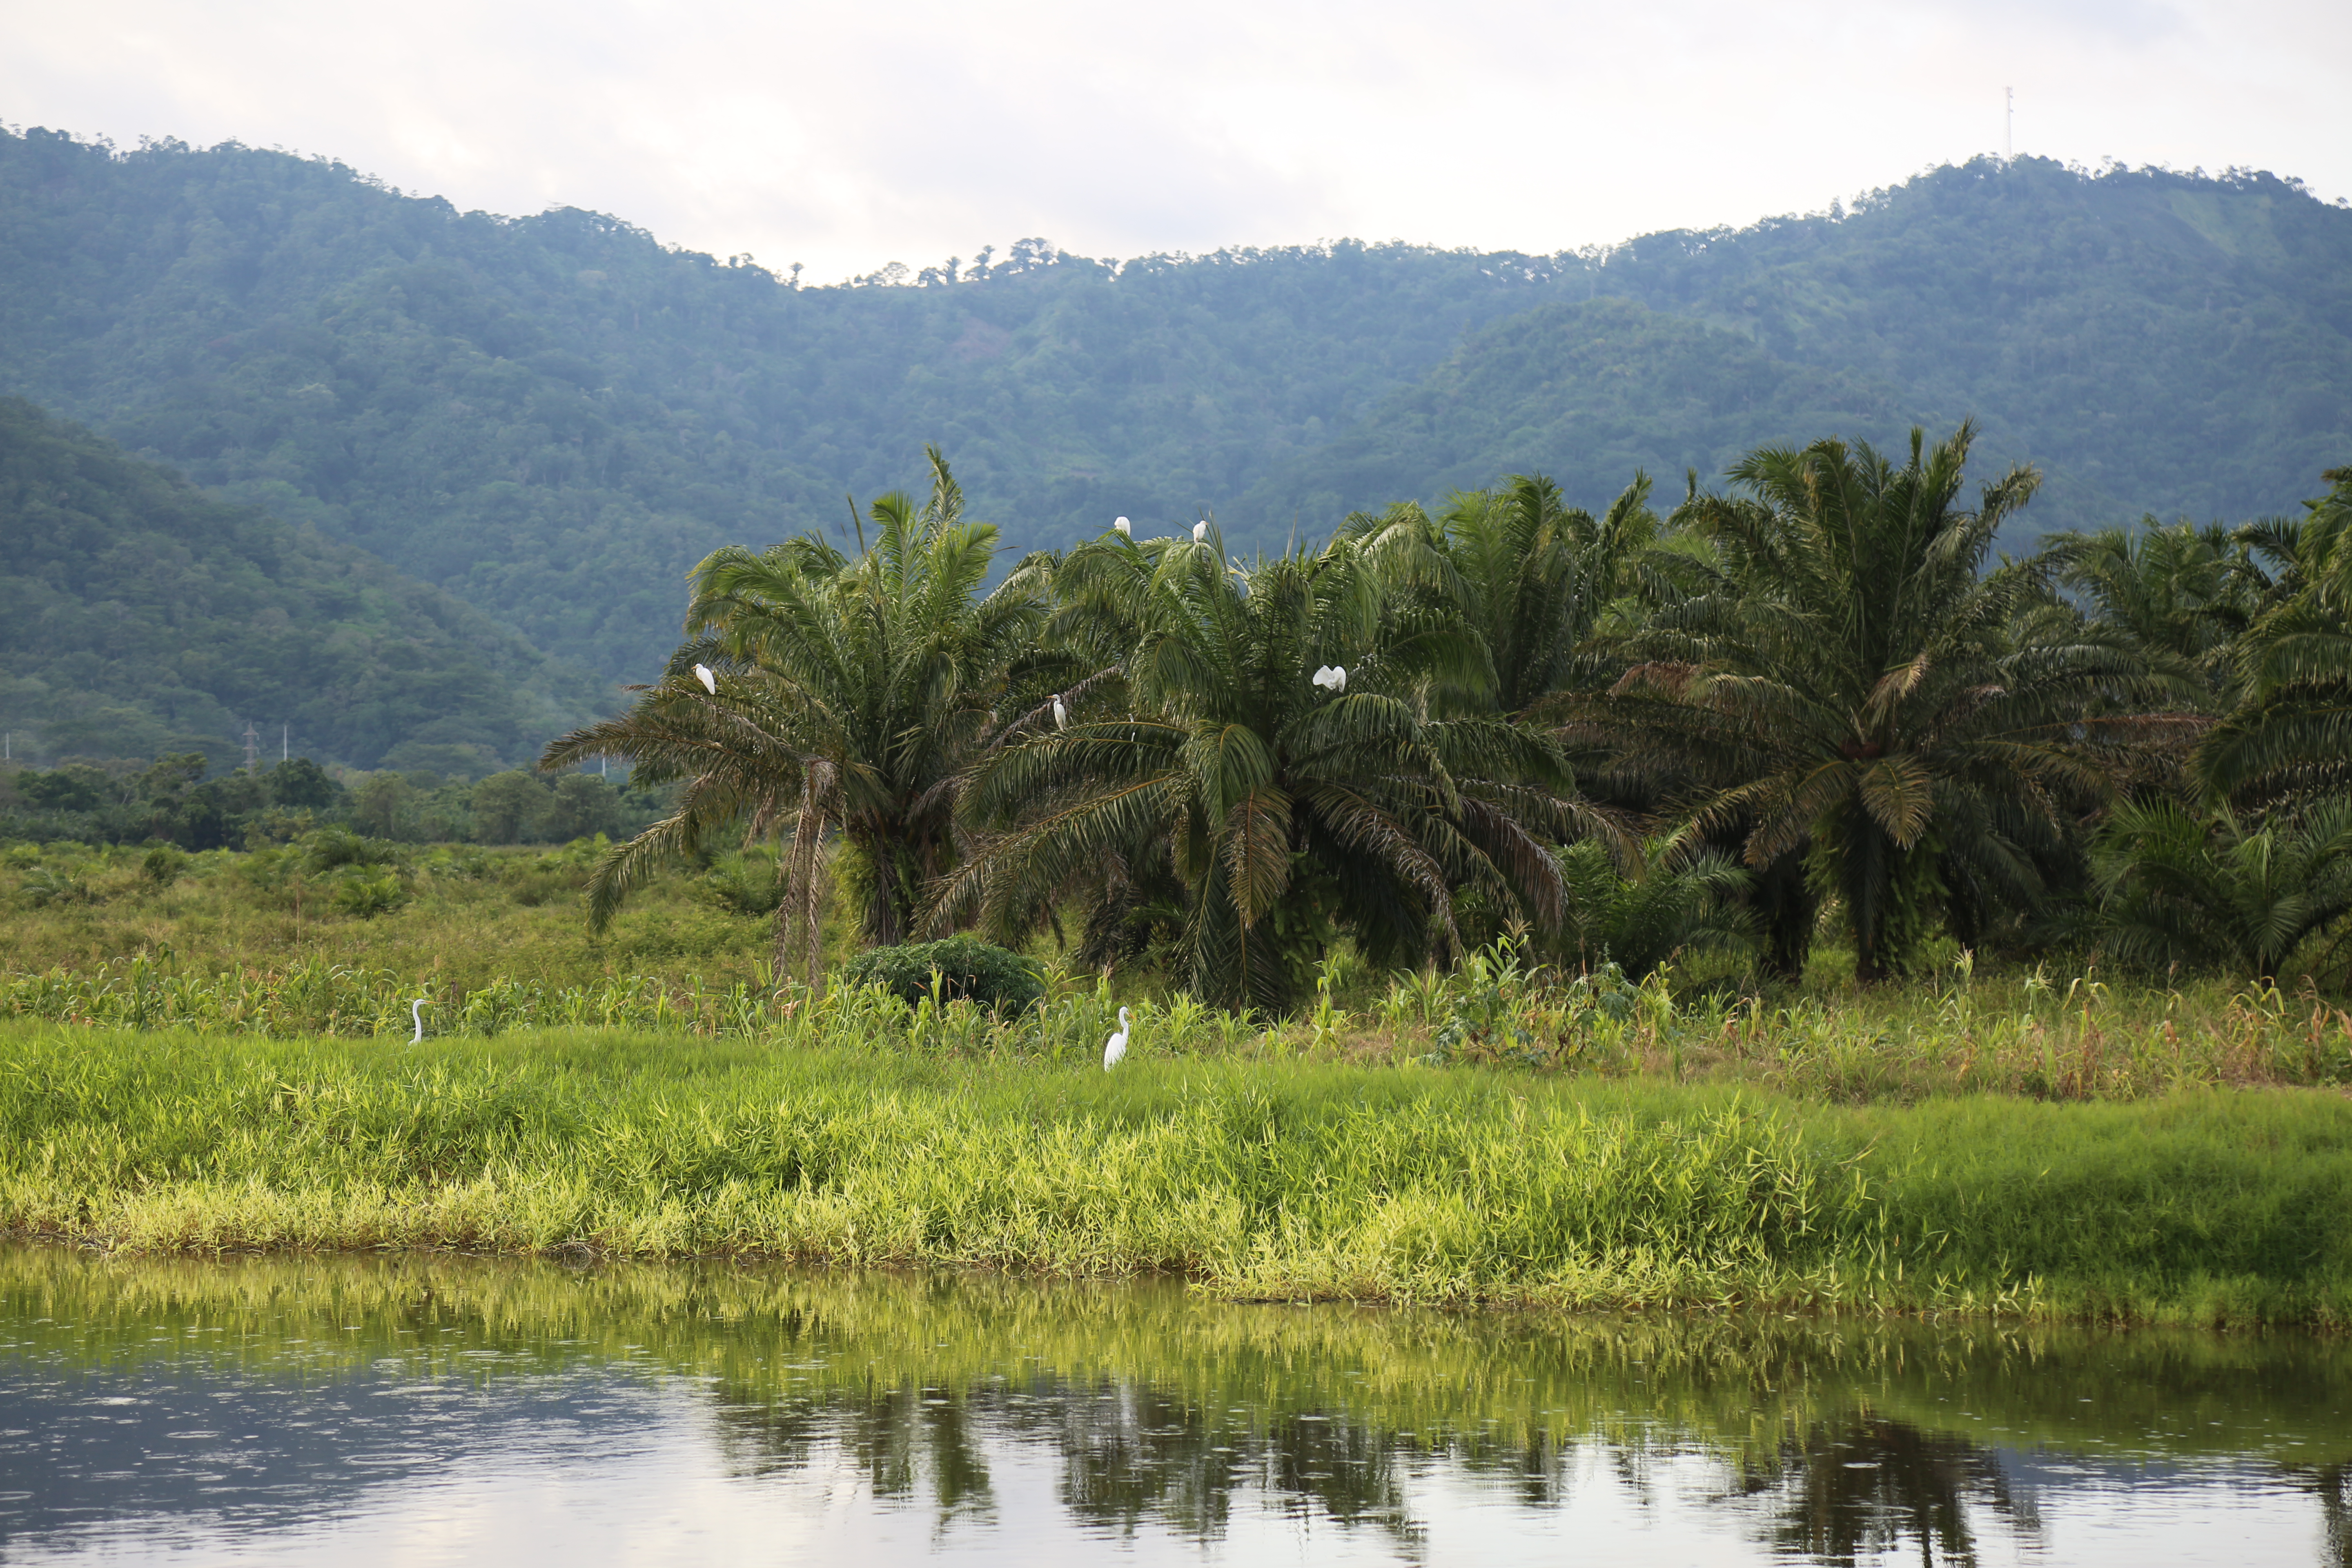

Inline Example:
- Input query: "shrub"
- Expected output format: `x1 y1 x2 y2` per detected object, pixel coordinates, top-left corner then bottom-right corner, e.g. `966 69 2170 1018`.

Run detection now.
298 826 396 874
840 936 1043 1013
140 844 188 887
18 865 93 909
331 867 408 919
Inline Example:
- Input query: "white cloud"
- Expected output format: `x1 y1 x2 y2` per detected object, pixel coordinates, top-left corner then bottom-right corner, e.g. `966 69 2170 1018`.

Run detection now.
3 0 2345 279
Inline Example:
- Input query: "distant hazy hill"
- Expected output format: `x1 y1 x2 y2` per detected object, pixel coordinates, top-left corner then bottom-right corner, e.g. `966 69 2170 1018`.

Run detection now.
0 397 601 771
0 128 2345 680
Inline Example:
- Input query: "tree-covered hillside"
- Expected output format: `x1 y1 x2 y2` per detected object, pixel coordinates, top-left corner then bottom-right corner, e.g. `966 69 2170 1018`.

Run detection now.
0 127 2345 682
1573 157 2352 532
1242 298 1912 523
0 397 601 771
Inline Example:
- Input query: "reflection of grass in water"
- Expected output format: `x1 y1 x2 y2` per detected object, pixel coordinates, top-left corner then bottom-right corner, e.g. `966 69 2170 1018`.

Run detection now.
7 1020 2352 1324
6 1245 2350 1473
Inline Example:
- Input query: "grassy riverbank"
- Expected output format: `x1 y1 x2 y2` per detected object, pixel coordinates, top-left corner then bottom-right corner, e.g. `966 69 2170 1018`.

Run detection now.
7 1018 2350 1326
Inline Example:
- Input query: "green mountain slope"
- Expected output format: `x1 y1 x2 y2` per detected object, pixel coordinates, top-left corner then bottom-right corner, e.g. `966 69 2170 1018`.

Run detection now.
0 128 1590 676
0 129 2345 682
1243 298 1913 524
1591 158 2352 530
0 397 601 771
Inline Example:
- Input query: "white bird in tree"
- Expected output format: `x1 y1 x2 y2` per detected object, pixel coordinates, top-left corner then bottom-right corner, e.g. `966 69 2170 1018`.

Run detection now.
410 998 430 1042
1312 665 1348 693
1103 1005 1130 1069
1114 517 1131 536
1051 693 1068 729
692 663 717 694
1192 519 1208 543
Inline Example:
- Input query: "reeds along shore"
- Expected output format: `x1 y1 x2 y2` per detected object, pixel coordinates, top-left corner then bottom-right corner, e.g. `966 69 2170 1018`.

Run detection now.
5 1009 2351 1327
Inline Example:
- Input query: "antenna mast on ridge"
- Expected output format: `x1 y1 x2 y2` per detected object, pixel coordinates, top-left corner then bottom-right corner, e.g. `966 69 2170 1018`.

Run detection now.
2005 87 2013 162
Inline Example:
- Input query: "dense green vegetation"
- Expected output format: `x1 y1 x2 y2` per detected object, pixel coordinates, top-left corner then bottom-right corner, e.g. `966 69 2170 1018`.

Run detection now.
0 397 604 771
566 427 2352 1006
0 745 661 849
3 125 2344 678
0 833 781 991
6 1017 2351 1323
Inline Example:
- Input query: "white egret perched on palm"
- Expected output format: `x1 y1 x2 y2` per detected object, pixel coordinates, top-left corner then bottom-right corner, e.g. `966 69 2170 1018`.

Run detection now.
692 663 717 694
1050 693 1068 729
1103 1006 1130 1069
1192 520 1208 543
1113 517 1131 537
1311 664 1348 693
409 998 430 1042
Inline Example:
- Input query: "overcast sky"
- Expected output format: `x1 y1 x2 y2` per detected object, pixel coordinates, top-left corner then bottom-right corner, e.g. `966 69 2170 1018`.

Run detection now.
4 0 2346 281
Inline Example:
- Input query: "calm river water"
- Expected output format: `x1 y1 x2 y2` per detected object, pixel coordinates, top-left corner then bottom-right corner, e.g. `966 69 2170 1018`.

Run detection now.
1 1244 2346 1565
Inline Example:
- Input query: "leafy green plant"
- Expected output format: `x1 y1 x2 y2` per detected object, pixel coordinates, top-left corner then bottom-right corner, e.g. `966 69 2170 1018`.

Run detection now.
330 868 409 920
698 851 786 918
840 936 1044 1014
299 827 396 875
18 865 93 909
2089 796 2352 984
140 844 188 887
1553 837 1753 980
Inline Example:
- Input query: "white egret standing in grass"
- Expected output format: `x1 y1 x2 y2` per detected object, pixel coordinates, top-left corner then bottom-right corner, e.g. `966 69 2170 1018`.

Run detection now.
693 663 717 694
410 998 430 1042
1114 517 1131 537
1312 665 1348 693
1051 693 1068 729
1192 520 1208 543
1103 1006 1130 1069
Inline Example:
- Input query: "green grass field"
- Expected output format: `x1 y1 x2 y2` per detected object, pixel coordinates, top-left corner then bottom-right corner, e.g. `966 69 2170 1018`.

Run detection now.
6 1018 2350 1326
11 835 2352 1325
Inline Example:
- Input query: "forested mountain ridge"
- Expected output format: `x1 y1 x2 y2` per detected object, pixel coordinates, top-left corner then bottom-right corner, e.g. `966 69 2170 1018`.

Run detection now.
1241 298 1913 524
0 126 1593 676
1 126 2346 685
0 397 602 771
1569 158 2352 529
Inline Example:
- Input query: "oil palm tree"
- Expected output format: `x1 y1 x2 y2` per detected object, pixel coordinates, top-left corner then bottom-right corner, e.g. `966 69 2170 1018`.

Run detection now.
933 527 1589 1010
2089 795 2352 985
1577 422 2168 981
1340 472 1657 719
2042 520 2272 701
541 448 1046 979
2199 468 2352 801
1553 833 1754 981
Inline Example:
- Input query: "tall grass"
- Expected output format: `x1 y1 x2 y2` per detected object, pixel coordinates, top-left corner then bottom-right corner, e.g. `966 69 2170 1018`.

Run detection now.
7 1019 2352 1324
11 937 2352 1105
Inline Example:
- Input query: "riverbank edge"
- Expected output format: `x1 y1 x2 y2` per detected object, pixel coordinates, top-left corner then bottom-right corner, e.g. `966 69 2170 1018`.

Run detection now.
6 1020 2351 1330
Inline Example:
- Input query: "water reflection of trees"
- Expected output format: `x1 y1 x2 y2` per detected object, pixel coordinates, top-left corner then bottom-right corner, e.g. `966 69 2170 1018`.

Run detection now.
711 1372 2043 1566
713 1375 1426 1551
1719 1417 2026 1566
2286 1462 2352 1568
17 1249 2352 1566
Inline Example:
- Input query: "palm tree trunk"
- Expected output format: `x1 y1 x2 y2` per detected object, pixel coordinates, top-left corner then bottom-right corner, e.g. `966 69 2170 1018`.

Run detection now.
780 762 836 993
1754 850 1817 983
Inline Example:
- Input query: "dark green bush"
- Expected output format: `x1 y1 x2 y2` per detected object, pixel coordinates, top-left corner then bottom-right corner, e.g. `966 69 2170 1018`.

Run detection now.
841 937 1044 1014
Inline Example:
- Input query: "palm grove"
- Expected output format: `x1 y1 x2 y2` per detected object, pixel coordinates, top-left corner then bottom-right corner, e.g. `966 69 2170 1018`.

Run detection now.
546 424 2352 1009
